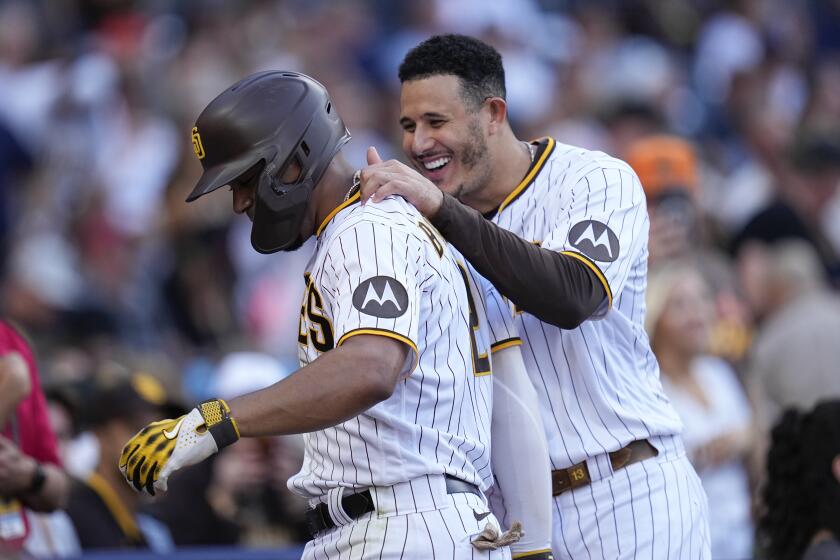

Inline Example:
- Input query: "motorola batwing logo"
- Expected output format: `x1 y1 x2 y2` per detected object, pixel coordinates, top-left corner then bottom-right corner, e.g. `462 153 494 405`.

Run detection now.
569 220 620 262
352 276 409 318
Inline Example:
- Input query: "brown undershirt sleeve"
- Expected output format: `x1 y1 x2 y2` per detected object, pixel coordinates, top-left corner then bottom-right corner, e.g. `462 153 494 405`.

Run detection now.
431 193 606 329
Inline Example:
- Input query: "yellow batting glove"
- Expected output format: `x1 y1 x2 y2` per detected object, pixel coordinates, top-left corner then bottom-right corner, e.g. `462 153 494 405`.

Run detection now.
118 398 240 496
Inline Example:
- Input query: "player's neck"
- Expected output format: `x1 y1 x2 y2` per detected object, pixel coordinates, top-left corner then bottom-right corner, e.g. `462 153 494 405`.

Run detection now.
312 156 357 232
461 130 533 214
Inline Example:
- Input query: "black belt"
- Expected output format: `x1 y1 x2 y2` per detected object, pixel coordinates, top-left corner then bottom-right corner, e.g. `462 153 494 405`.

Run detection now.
306 475 481 536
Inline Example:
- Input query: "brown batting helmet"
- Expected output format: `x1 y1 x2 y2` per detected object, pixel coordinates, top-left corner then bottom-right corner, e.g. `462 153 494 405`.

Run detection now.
187 71 350 253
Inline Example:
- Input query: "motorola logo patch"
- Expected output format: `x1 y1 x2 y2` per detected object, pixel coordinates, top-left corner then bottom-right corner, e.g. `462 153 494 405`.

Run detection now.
569 220 620 262
352 276 409 318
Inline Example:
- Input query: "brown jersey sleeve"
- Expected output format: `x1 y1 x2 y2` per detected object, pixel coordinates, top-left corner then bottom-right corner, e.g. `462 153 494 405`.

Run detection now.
431 193 606 329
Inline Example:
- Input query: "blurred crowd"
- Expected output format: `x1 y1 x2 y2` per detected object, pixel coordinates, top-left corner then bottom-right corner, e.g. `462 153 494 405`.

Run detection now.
1 0 840 557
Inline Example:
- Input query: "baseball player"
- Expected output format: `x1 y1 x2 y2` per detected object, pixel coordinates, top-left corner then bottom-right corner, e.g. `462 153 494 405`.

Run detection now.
118 71 553 559
359 34 711 559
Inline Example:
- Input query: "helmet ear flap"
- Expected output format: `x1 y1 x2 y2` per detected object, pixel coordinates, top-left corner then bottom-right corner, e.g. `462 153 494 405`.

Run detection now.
251 159 311 254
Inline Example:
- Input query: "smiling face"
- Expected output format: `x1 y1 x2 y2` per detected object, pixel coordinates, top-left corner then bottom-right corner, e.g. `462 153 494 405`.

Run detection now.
399 75 493 201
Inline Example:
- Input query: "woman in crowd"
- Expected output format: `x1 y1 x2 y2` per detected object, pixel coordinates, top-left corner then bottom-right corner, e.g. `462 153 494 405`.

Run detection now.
646 261 754 559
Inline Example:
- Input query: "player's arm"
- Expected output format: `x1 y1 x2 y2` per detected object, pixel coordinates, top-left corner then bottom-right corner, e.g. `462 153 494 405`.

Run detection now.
490 344 553 558
228 333 406 436
360 149 604 329
432 194 605 328
120 217 423 496
119 334 408 496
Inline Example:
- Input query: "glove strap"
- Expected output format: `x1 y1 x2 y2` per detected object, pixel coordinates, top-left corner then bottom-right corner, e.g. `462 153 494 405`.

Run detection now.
199 398 240 449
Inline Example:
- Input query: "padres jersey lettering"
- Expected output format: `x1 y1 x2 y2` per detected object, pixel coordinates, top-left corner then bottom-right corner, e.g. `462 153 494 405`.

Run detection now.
289 191 517 499
491 137 683 470
298 273 335 352
456 263 491 377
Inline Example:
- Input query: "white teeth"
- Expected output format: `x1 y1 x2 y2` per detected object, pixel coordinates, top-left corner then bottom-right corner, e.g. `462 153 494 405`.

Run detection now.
424 157 451 170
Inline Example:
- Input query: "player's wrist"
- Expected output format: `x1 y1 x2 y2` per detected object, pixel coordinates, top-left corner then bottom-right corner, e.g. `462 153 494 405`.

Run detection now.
198 398 240 450
428 190 454 226
425 188 444 218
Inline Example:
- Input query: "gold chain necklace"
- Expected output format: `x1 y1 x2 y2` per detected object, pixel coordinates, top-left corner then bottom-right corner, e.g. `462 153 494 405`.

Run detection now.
344 170 361 202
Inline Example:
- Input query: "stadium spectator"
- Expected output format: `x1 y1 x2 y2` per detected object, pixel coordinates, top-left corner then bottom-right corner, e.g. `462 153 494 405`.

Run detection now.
64 372 175 551
0 320 69 556
732 131 840 288
628 134 753 363
23 385 81 558
758 400 840 560
743 240 840 479
646 262 754 559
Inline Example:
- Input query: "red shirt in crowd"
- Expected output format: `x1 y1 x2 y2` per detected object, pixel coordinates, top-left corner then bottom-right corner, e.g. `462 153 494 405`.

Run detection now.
0 321 61 550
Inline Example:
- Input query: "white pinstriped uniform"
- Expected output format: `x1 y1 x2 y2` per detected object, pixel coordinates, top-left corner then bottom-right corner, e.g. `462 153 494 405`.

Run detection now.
290 190 518 559
490 138 710 559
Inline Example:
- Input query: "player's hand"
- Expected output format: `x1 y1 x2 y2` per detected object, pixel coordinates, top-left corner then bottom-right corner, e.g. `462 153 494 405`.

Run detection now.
118 398 240 496
471 520 523 550
359 146 444 218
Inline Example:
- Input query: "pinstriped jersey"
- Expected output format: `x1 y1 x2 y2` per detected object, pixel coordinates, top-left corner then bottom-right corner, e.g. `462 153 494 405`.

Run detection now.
288 191 519 500
491 137 683 470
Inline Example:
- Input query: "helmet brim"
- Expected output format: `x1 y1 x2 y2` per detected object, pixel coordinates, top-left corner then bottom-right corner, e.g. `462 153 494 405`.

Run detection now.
186 155 259 202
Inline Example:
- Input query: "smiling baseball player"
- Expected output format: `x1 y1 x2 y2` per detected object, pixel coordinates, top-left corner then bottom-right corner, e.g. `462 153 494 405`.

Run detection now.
359 34 711 559
118 70 553 559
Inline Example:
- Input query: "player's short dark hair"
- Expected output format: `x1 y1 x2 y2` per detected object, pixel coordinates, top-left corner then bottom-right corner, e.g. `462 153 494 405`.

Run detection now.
399 34 506 111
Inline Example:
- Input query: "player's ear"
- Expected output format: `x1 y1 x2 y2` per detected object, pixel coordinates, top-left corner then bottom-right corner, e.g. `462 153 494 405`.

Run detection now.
484 97 508 135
